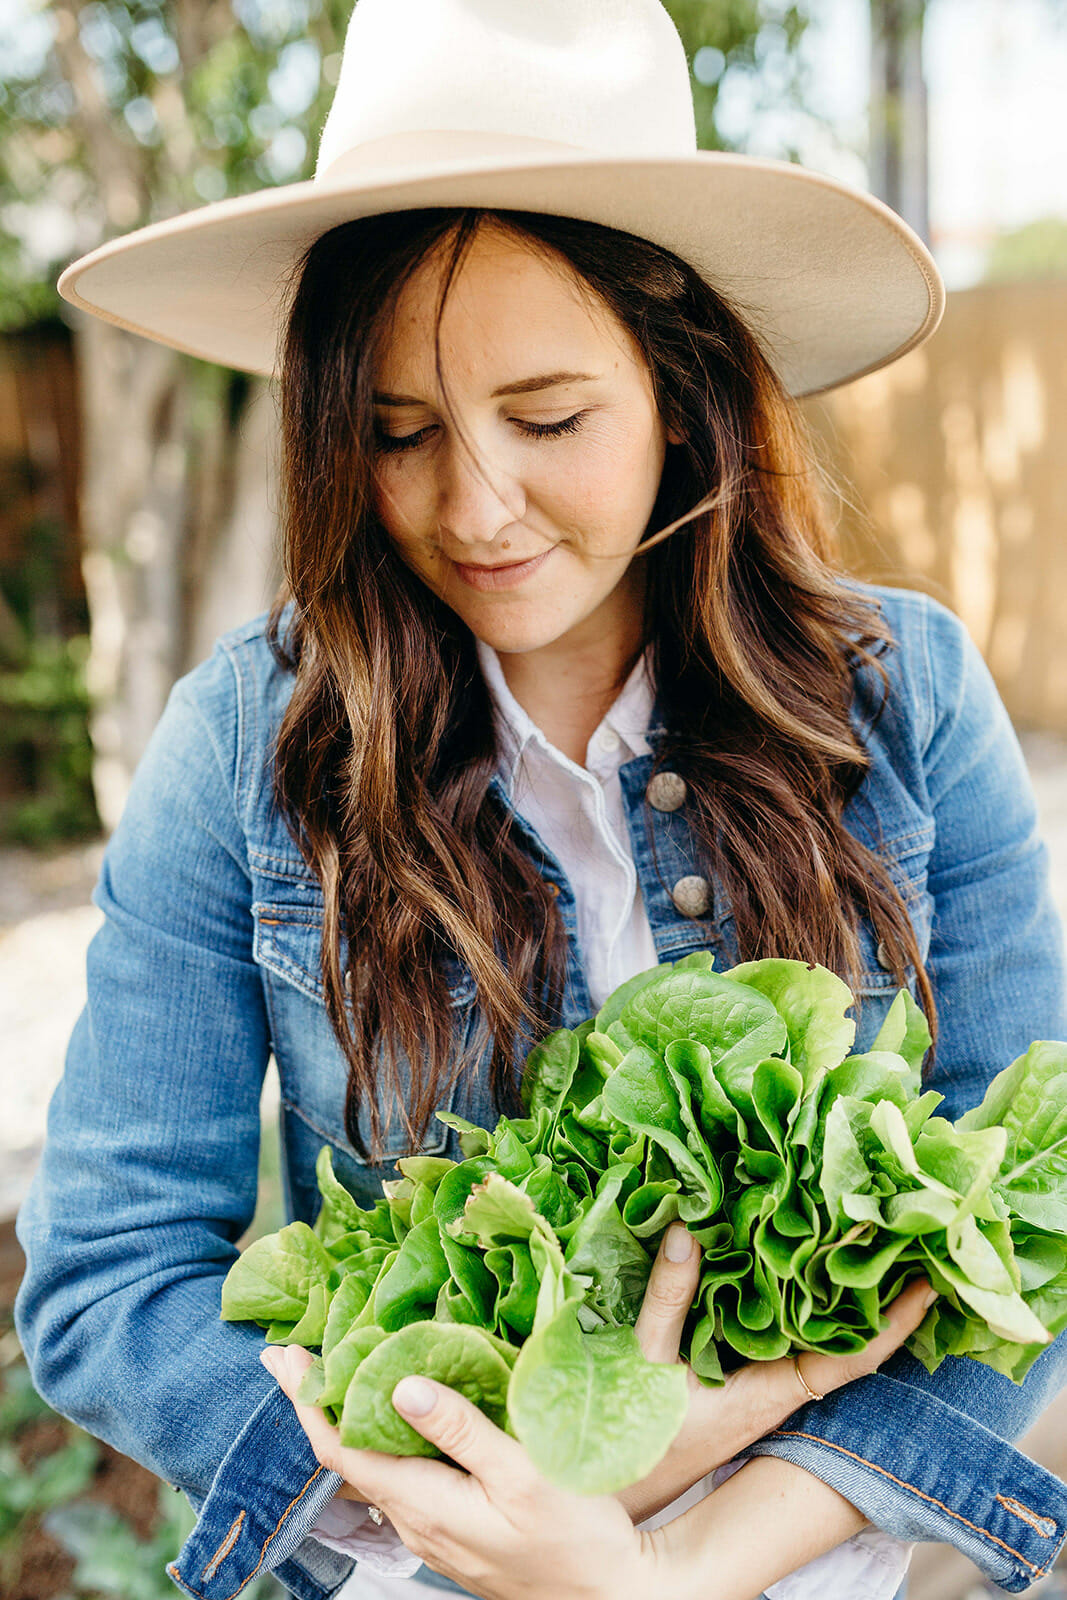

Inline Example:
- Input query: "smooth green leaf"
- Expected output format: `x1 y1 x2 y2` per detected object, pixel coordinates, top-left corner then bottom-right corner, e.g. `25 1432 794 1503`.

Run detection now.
594 963 668 1032
220 1222 334 1325
620 970 787 1106
509 1304 686 1493
727 959 856 1082
339 1323 512 1453
870 989 932 1074
314 1147 374 1243
373 1217 451 1332
521 1028 580 1117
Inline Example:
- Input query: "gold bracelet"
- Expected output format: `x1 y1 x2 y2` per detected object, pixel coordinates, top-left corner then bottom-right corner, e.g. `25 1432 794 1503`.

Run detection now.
793 1355 825 1404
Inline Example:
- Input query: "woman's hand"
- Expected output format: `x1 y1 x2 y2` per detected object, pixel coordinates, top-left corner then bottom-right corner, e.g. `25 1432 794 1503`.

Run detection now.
619 1223 938 1523
263 1343 652 1600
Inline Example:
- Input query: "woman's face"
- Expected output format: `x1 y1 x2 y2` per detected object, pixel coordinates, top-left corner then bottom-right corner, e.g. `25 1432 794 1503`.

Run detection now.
371 225 671 660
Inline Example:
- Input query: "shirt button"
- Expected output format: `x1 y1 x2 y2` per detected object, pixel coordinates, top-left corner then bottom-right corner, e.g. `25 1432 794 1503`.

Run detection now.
546 882 561 898
646 772 688 812
595 725 621 753
671 875 711 917
876 940 894 970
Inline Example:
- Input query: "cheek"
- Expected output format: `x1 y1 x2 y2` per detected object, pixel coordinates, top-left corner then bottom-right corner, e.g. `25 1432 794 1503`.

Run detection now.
374 465 429 543
372 481 437 586
542 425 663 535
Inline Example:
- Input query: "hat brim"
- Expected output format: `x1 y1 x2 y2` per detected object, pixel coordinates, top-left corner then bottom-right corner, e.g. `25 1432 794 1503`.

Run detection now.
57 146 943 397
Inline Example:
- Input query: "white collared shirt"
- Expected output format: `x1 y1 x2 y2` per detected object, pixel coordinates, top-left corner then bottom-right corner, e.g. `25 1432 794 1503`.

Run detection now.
316 643 912 1600
475 637 660 1008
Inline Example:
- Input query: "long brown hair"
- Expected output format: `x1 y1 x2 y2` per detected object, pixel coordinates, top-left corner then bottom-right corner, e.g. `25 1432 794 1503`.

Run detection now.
268 206 934 1161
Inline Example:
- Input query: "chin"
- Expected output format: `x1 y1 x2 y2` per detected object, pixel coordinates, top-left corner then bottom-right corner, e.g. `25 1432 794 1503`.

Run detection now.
466 613 574 655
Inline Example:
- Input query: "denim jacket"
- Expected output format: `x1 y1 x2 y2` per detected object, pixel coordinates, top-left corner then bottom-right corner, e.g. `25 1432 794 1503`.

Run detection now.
15 583 1067 1599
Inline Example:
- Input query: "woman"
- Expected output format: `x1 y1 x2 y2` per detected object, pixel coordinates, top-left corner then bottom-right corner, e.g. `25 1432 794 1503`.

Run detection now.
15 2 1067 1598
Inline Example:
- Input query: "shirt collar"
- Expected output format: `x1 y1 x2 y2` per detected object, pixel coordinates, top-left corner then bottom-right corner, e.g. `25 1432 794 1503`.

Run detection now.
476 637 656 791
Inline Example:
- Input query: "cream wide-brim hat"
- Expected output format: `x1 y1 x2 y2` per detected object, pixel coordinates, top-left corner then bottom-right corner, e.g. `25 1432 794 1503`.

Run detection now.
57 0 945 398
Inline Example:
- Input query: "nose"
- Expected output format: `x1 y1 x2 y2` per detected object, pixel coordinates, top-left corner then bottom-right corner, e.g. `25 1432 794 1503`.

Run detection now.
436 436 525 548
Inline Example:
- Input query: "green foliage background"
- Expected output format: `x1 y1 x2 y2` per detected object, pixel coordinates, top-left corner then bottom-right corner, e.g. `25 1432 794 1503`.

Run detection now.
984 217 1067 284
0 0 814 327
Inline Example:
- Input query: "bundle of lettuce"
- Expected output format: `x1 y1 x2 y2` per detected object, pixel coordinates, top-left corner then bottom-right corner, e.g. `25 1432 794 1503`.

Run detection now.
222 955 1067 1494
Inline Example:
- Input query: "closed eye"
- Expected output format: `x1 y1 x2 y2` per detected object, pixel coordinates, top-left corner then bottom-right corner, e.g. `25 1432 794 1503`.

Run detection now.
517 411 587 440
375 424 435 455
374 411 588 455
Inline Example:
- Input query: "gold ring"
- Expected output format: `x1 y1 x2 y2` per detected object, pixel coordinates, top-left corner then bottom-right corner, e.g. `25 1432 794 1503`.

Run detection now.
793 1355 825 1404
367 1504 385 1527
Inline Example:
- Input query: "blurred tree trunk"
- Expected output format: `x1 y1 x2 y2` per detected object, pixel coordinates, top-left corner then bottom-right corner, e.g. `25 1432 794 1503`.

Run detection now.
75 320 189 827
47 0 278 829
184 375 282 676
72 317 277 828
869 0 930 241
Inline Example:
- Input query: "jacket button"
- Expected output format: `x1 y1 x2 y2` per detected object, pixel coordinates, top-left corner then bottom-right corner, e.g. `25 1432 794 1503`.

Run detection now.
646 772 688 812
671 875 711 917
876 940 894 970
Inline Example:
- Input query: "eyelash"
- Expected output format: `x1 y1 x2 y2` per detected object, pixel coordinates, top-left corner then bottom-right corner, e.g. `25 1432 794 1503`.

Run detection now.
374 411 588 455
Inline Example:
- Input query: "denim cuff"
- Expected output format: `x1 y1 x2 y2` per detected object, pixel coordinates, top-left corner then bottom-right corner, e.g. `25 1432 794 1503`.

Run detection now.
166 1384 355 1600
741 1374 1067 1594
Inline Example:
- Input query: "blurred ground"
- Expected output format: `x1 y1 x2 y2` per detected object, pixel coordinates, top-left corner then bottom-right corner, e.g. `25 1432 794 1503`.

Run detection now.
2 731 1067 1597
0 838 105 1221
0 1224 168 1600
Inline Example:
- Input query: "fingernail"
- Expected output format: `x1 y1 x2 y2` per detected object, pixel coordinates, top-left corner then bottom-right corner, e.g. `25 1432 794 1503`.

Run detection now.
260 1348 282 1378
665 1224 693 1262
393 1376 436 1417
922 1286 938 1310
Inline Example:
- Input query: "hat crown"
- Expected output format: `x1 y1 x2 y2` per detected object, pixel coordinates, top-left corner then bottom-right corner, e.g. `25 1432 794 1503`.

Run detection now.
315 0 697 179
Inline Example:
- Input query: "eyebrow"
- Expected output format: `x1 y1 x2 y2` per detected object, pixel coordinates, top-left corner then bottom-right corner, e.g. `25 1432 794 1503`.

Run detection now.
373 371 600 406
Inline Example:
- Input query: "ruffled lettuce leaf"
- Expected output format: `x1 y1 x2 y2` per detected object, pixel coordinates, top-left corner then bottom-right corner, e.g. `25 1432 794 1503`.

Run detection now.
221 959 1067 1493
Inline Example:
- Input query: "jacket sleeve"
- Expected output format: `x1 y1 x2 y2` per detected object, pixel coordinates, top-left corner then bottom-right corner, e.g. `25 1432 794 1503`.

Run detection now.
14 644 355 1600
743 592 1067 1593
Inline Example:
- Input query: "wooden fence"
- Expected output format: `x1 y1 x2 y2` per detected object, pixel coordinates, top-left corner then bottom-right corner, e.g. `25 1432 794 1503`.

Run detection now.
0 326 84 645
804 277 1067 732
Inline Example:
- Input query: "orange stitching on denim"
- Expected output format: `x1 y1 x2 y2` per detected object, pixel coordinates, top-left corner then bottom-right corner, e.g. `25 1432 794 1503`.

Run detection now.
771 1430 1055 1577
202 1511 244 1580
248 846 314 871
165 1466 328 1598
996 1495 1058 1538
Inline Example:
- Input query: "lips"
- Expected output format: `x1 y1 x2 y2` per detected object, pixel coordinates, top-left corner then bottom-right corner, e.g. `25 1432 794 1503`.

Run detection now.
452 548 554 592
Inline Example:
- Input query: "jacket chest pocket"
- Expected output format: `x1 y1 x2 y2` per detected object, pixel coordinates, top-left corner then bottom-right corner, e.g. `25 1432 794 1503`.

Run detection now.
855 821 936 995
849 820 936 1055
253 901 478 1169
